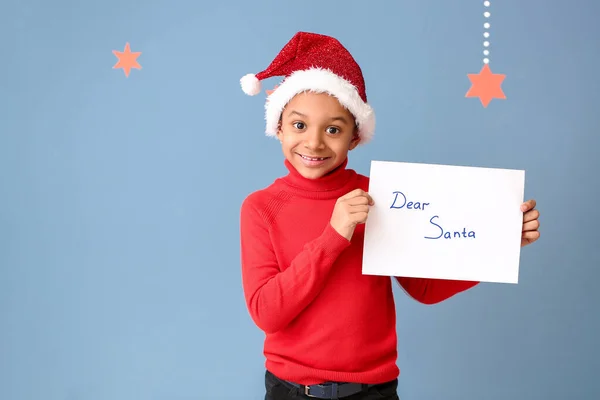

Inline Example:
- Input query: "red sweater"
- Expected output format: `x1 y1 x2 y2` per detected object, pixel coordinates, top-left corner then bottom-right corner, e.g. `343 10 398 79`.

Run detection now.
240 158 478 385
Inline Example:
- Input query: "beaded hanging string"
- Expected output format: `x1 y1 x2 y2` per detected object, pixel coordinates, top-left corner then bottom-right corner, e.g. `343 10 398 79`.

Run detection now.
465 1 507 107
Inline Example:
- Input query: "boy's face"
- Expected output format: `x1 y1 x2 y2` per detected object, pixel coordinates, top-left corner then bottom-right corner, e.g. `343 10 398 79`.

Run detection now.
277 92 360 179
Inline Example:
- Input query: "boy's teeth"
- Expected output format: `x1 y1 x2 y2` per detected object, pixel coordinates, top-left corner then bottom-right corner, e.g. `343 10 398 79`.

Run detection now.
301 155 326 161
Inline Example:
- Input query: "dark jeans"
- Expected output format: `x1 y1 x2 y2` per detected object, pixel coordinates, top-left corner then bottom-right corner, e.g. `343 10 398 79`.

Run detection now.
265 370 400 400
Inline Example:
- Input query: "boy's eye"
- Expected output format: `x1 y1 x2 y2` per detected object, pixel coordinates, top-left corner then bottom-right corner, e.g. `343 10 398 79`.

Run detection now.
293 122 305 130
327 127 340 134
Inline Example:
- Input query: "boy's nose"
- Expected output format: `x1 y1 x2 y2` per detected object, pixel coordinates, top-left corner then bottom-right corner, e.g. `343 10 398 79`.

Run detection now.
303 131 326 150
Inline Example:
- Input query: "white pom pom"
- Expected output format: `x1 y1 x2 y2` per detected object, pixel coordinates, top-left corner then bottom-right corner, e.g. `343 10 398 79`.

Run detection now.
240 74 261 96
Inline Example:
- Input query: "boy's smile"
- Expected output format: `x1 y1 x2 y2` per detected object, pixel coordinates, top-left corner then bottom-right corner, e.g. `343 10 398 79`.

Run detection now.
297 153 329 166
277 91 360 179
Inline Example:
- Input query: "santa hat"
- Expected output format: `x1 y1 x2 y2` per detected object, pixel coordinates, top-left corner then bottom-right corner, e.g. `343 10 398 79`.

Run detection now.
240 31 376 143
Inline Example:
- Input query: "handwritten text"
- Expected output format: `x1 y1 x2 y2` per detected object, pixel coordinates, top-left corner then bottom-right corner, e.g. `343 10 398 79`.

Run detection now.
390 191 430 211
390 191 476 240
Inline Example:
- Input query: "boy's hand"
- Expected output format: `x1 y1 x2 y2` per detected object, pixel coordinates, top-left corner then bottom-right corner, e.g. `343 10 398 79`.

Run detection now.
521 199 540 247
330 189 374 241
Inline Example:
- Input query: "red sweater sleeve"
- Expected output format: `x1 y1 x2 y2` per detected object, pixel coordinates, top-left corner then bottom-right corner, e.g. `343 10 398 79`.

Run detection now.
240 197 351 334
395 276 479 304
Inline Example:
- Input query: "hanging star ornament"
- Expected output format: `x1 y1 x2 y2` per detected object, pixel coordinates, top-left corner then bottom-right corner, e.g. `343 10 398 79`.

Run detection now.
465 64 506 107
112 43 142 77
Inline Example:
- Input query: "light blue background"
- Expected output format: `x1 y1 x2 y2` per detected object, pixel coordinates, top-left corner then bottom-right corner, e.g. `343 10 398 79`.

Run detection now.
1 0 599 399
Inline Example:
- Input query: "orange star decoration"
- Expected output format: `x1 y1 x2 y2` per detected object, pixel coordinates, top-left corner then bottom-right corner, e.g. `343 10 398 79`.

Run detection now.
465 64 506 107
266 85 279 96
112 43 141 77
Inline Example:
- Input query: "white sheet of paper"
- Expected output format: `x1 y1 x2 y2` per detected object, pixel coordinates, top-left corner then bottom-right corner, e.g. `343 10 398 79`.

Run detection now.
362 160 525 284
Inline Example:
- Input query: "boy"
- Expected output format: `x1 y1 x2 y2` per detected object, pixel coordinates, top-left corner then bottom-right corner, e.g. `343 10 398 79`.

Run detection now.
239 32 540 400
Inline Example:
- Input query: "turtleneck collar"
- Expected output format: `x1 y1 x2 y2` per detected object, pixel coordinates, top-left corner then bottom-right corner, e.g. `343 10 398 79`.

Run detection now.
279 157 358 200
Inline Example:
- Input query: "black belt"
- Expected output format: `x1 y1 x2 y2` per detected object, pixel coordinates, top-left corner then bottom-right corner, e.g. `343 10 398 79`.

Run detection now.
285 380 373 399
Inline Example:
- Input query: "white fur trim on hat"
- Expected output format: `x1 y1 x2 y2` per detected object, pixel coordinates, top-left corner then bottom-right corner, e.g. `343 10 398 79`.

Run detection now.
264 67 376 143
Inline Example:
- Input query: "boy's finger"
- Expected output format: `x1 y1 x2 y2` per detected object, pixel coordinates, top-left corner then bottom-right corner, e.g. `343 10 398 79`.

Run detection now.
339 188 366 200
345 193 375 207
347 196 369 205
523 209 540 223
522 230 540 240
522 220 539 232
339 189 374 204
349 204 370 213
520 199 536 212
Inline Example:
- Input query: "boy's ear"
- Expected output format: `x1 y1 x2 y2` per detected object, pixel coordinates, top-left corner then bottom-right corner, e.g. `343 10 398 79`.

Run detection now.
277 112 288 142
348 129 361 151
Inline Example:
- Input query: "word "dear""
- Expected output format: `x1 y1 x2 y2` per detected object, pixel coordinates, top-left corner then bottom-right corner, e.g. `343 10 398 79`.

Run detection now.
389 191 476 239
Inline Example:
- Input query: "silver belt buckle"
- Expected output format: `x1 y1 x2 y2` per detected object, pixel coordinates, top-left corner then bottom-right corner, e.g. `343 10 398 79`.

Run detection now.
305 383 339 399
304 385 318 398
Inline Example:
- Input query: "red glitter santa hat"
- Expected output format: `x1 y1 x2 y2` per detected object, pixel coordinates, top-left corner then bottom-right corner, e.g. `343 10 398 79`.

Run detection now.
240 31 376 143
